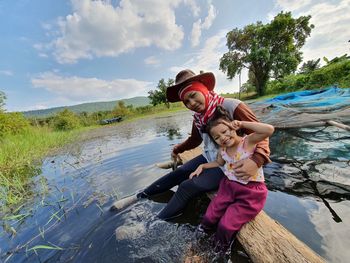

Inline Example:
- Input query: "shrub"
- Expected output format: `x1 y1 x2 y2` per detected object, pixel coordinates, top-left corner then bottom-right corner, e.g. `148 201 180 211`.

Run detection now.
0 112 30 137
308 59 350 88
52 109 81 131
265 57 350 94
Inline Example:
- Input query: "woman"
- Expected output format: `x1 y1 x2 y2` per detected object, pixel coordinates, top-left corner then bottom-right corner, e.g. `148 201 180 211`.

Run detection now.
131 69 270 220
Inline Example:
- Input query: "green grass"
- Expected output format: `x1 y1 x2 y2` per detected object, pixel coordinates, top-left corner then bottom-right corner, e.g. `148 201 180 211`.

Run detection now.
0 127 80 213
0 104 186 214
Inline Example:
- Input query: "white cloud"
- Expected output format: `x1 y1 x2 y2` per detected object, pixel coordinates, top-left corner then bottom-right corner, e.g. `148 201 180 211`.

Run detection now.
273 0 312 12
202 4 216 29
191 19 202 47
0 70 13 76
42 0 185 64
190 3 217 47
184 0 200 16
171 30 245 94
270 0 350 63
32 104 49 110
144 56 161 66
31 72 153 103
300 0 350 62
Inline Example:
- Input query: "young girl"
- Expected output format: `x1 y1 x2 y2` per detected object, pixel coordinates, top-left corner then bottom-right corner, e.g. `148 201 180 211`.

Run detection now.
190 105 274 251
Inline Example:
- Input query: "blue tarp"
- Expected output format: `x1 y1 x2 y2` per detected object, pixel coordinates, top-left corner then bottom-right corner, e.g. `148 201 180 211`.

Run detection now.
263 87 350 109
251 87 350 127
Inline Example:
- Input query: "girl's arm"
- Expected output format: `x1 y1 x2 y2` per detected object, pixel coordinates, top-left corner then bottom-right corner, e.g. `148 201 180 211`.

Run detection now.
189 151 225 179
233 102 270 167
236 121 274 149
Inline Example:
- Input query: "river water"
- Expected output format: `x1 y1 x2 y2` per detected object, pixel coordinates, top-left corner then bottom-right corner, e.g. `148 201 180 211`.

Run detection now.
1 111 349 262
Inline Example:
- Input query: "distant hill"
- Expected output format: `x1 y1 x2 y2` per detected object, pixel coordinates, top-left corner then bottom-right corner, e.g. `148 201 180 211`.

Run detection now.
23 96 150 118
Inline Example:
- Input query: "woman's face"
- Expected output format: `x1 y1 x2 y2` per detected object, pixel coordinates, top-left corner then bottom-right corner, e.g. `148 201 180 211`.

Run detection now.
182 91 206 113
210 122 236 147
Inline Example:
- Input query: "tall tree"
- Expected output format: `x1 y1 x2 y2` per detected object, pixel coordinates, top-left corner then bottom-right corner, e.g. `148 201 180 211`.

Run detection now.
148 78 174 107
0 91 5 111
220 12 314 96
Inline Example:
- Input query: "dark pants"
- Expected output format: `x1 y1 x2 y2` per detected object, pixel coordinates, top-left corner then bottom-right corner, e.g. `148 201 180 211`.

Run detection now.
143 155 224 220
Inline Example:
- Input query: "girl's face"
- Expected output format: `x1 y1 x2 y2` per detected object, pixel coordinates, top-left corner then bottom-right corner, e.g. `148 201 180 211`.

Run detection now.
182 91 206 113
210 122 236 147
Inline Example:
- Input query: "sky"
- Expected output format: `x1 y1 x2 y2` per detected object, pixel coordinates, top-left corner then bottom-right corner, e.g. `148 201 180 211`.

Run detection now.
0 0 349 112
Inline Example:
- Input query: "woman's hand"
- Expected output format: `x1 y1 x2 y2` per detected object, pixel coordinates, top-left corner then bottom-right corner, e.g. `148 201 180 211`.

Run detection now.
171 144 181 161
233 158 258 181
189 165 203 179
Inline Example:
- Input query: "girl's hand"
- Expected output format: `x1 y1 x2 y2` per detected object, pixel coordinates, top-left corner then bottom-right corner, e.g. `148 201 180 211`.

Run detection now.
219 119 242 131
231 120 242 130
189 165 203 179
233 159 258 181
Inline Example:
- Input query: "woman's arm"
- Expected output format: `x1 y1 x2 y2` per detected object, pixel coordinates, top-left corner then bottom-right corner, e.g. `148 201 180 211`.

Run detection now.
172 121 203 159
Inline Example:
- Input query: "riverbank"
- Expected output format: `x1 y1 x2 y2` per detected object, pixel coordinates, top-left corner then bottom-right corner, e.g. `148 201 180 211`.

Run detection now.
0 104 186 214
0 127 86 214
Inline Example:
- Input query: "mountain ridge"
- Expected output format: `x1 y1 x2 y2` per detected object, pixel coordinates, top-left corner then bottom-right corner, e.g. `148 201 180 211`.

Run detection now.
23 96 150 117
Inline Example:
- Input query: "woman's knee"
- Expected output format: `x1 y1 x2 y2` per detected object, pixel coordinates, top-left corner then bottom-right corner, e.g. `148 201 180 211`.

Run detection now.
191 171 223 192
177 179 201 198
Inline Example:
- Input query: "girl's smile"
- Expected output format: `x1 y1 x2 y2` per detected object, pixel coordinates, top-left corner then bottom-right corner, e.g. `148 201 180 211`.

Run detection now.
210 123 237 147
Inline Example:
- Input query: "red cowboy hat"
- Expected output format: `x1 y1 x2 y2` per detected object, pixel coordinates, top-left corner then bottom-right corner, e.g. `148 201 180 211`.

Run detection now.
166 69 215 102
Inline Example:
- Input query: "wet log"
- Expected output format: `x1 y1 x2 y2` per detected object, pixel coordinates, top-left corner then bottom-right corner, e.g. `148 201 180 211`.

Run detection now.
179 148 325 263
326 120 350 131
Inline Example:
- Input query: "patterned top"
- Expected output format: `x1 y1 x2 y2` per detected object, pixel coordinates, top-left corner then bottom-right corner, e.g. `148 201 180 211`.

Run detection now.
221 136 264 185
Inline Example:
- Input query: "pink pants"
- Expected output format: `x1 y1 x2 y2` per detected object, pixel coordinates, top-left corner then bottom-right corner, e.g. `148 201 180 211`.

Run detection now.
201 178 267 250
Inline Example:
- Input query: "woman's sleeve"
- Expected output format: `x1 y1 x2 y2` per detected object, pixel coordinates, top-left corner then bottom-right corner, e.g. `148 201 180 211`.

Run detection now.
233 102 271 167
173 121 203 154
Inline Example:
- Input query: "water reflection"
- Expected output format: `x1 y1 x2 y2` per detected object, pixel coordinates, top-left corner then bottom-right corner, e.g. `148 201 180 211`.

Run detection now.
0 111 349 263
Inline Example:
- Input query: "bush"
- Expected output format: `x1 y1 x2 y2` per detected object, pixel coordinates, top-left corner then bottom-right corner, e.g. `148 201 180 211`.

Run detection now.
308 59 350 89
265 57 350 94
0 112 30 137
52 109 81 131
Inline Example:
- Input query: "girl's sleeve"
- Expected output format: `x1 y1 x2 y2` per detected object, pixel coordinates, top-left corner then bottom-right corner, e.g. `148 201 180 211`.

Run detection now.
233 102 271 167
173 121 203 154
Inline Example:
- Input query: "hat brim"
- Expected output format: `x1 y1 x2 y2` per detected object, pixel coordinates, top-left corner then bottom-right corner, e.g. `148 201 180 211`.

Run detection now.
166 72 215 102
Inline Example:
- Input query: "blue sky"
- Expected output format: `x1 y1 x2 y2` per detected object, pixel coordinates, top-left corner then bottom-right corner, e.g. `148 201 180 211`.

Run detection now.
1 0 349 112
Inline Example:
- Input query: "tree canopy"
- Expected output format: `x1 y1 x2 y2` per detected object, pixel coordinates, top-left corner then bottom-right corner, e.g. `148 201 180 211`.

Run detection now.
148 78 174 107
299 58 321 74
220 11 314 96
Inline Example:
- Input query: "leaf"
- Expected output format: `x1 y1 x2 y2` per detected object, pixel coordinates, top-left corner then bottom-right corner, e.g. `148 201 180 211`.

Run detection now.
3 213 30 221
28 245 63 251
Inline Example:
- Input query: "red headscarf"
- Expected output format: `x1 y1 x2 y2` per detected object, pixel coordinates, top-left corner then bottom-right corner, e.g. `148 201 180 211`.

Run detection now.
178 81 224 130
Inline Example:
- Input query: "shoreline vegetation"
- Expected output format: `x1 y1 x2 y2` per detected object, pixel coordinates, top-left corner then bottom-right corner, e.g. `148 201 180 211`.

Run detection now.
1 55 350 215
0 103 187 215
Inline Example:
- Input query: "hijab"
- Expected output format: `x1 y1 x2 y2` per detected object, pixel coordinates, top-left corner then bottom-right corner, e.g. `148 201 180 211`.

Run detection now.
179 81 224 130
